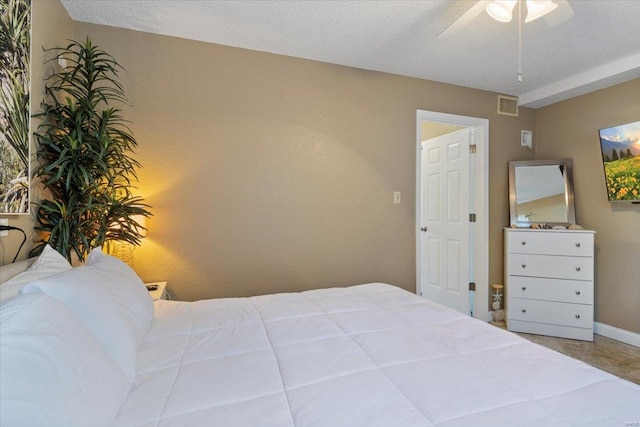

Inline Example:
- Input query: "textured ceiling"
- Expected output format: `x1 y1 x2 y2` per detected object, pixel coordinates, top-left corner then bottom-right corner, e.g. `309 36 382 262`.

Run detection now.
60 0 640 108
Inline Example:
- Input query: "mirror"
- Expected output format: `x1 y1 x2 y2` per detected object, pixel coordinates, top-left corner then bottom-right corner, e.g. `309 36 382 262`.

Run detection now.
508 159 576 227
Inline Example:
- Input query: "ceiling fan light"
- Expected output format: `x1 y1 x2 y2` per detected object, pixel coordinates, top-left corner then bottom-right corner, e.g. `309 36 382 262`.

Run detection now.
525 0 558 23
486 0 517 23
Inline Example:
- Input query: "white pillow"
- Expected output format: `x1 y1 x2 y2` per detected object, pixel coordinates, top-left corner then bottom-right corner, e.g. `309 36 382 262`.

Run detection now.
0 245 72 301
21 248 153 383
0 293 130 427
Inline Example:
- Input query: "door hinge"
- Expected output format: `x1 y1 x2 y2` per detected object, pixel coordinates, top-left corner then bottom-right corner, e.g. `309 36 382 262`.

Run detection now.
469 282 476 291
469 144 476 153
469 213 477 222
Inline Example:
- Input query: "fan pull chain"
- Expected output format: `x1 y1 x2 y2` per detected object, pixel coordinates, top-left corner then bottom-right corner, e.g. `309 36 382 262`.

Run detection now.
518 0 523 82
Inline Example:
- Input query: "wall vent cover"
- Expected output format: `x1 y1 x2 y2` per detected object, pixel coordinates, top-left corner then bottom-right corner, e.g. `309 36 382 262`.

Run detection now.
497 95 519 117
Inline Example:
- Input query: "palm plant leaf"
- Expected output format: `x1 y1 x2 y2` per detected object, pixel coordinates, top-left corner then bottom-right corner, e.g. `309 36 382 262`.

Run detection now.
1 0 30 178
0 69 29 168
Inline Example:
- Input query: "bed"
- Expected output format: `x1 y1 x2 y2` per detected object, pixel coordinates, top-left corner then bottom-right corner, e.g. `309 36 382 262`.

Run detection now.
1 247 639 426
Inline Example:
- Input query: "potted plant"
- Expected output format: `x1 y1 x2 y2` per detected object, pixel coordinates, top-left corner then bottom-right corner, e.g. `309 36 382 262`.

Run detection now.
32 37 151 262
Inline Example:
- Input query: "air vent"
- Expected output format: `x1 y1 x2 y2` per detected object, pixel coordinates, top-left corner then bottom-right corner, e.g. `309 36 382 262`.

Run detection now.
497 95 519 117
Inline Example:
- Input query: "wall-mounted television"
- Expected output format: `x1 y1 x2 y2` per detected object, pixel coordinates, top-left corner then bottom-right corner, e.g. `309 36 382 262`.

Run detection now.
598 120 640 203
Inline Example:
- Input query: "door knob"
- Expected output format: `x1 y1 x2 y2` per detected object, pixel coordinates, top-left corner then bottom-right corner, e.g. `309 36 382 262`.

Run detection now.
420 227 428 232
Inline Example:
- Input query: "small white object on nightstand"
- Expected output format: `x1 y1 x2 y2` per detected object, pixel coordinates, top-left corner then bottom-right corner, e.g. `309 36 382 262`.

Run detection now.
145 281 168 301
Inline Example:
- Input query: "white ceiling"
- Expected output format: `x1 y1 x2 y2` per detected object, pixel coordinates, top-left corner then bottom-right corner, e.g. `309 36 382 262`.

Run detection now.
59 0 640 109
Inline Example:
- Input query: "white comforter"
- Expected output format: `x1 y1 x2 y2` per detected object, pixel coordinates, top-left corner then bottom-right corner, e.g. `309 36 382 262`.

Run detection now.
115 283 640 426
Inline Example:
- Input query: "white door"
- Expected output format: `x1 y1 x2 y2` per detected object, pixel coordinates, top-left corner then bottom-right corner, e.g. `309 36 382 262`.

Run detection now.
419 128 471 314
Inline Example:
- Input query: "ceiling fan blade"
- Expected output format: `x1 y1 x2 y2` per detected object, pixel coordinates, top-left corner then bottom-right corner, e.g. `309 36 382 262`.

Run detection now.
438 1 491 39
543 0 575 27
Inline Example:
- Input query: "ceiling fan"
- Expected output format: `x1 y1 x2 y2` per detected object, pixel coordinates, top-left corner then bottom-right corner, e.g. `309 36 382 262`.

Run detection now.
438 0 575 39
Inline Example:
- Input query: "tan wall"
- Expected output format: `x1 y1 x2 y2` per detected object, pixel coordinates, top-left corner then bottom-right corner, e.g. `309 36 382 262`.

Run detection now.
421 123 465 140
534 78 640 334
4 0 634 335
62 22 533 301
517 193 566 223
0 0 73 265
2 0 536 305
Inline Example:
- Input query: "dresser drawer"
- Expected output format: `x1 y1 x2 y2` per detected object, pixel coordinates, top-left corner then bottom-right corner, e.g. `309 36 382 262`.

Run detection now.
508 298 593 328
507 231 593 257
508 276 592 304
507 253 593 281
507 320 593 341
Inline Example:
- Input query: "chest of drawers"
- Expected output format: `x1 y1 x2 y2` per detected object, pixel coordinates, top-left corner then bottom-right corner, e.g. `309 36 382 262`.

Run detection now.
504 228 595 341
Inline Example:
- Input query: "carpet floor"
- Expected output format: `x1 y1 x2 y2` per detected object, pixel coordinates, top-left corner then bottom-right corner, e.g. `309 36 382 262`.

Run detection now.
516 332 640 385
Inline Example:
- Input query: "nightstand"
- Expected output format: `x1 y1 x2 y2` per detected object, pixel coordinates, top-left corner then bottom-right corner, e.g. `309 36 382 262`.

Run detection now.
145 281 168 301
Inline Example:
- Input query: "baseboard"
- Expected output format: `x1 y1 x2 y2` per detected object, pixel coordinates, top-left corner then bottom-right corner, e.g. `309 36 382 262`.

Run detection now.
594 322 640 348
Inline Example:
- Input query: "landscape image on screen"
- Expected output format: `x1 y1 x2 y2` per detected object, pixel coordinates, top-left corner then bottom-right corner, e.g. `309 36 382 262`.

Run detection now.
598 120 640 202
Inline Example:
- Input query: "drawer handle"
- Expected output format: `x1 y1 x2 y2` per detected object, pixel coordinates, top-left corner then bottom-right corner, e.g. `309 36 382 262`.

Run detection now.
575 267 581 272
575 314 581 319
575 290 581 296
521 309 527 313
521 264 527 269
521 286 527 291
521 241 526 245
575 242 581 247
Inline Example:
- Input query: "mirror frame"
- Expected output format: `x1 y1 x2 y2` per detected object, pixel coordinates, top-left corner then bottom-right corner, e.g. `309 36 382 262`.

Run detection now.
508 159 576 228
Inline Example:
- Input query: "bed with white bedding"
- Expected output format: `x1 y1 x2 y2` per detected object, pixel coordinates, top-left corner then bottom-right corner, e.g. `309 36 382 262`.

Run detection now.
1 248 639 426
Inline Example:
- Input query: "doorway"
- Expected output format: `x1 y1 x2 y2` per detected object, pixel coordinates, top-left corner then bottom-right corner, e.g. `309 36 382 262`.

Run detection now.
416 110 489 321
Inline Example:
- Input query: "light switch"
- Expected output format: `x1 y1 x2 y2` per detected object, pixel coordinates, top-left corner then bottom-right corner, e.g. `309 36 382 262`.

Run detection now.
394 192 401 204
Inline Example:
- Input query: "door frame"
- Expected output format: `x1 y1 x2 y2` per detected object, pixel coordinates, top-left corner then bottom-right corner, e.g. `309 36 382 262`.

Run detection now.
416 110 489 321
